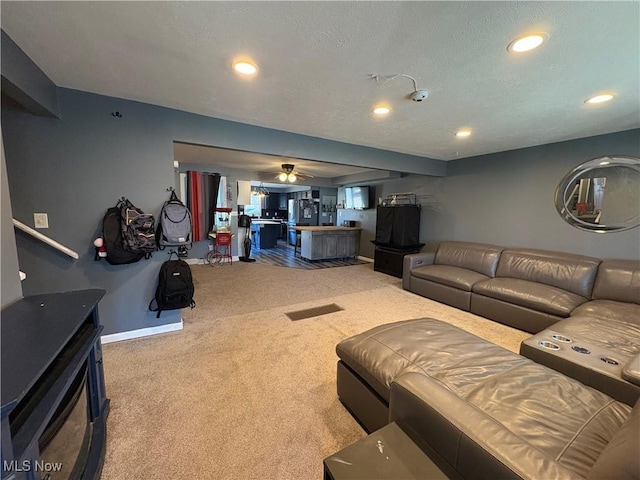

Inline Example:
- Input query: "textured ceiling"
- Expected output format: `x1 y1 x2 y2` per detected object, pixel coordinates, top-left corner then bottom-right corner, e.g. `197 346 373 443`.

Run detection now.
2 1 639 164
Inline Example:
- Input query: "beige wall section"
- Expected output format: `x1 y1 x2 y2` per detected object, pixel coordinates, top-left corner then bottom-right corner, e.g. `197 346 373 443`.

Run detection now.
1 131 23 308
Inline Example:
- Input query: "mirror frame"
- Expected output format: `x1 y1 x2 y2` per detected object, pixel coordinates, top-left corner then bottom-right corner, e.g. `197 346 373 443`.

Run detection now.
554 155 640 233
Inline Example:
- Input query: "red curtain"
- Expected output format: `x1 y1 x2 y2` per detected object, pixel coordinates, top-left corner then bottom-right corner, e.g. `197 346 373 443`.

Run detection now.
186 172 221 241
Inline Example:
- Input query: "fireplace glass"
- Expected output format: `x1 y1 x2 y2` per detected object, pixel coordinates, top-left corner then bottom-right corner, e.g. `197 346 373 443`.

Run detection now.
38 362 92 480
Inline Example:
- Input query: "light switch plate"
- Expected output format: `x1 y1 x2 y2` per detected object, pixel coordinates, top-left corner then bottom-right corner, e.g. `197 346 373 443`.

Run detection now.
34 213 49 229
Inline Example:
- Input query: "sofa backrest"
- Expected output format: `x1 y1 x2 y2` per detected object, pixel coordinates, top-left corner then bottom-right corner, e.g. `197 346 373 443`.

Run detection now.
434 241 504 277
496 248 601 297
592 259 640 304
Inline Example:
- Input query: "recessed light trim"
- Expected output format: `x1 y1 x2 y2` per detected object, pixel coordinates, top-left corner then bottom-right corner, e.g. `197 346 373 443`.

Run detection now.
455 129 472 138
233 60 258 75
373 106 391 115
585 93 615 104
507 33 547 53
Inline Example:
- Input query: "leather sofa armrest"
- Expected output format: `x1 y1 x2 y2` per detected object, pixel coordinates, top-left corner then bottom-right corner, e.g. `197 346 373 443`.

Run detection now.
402 252 436 290
622 354 640 386
389 373 578 480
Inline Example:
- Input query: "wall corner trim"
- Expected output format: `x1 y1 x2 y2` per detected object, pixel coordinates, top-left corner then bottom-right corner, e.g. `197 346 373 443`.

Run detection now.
100 319 184 344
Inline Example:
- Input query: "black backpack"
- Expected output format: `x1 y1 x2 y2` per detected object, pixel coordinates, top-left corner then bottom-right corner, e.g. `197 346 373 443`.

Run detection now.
149 252 196 318
120 198 157 255
100 203 146 265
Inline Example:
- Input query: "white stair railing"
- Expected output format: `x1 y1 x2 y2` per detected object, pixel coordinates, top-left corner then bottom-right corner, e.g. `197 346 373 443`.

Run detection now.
13 218 79 260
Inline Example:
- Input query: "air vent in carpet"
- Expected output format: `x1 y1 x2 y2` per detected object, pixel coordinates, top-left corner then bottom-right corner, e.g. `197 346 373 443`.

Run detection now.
286 303 343 321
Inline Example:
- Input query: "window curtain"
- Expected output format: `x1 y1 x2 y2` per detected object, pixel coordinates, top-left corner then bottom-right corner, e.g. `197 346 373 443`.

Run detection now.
186 172 221 241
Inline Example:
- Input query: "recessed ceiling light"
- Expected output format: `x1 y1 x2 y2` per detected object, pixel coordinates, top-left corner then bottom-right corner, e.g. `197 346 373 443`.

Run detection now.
455 129 472 138
585 93 615 104
507 33 547 53
373 106 391 115
233 60 258 75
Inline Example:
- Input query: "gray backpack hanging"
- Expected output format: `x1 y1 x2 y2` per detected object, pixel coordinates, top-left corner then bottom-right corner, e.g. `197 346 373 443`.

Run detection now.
156 190 193 248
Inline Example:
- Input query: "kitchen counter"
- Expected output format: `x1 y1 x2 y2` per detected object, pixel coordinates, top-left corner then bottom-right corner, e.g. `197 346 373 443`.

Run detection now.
250 221 282 249
292 226 362 232
294 226 361 260
251 219 283 225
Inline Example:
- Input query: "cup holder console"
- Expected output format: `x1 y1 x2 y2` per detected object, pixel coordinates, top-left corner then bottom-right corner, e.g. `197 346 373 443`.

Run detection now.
551 334 572 343
571 346 591 355
539 340 560 350
599 356 619 366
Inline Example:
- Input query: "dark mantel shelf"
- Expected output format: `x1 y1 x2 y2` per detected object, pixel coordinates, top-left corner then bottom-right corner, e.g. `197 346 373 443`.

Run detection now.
1 289 105 411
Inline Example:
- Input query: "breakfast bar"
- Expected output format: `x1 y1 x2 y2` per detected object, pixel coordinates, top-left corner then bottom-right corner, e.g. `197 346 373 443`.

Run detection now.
294 226 361 261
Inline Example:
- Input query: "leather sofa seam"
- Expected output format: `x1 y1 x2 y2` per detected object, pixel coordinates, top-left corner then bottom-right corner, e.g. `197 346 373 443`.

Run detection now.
554 399 618 463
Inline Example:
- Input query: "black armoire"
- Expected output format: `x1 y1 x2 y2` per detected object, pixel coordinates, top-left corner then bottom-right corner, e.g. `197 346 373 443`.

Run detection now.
373 203 424 277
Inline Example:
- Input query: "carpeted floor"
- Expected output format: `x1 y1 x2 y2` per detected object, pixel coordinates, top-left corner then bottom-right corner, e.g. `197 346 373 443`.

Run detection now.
101 262 530 480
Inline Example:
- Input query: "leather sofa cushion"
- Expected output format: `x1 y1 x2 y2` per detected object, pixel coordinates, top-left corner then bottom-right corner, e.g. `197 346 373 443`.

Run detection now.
434 241 503 277
571 299 640 324
411 264 489 292
382 319 633 479
336 318 524 403
592 259 640 304
495 248 600 297
550 316 640 356
587 398 640 480
472 277 587 317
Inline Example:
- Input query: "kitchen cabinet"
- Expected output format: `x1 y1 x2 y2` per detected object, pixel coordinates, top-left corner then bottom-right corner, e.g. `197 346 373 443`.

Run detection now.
265 194 280 210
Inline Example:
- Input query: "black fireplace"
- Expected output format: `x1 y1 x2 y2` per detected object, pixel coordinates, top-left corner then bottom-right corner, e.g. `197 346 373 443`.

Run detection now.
1 290 109 480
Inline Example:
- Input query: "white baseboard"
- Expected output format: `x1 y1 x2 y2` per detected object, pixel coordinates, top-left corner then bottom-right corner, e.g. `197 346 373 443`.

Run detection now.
101 320 184 344
358 255 374 263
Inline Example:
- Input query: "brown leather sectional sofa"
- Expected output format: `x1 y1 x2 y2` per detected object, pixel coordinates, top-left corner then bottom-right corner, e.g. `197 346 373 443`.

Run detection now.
401 241 640 401
336 319 639 479
402 241 639 334
332 241 639 478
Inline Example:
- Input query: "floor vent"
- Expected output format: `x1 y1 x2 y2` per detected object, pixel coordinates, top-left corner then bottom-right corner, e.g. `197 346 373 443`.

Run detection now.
286 303 343 321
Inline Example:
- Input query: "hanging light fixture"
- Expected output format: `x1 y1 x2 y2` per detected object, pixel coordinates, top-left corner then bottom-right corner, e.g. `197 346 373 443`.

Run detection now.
276 164 308 183
251 183 270 196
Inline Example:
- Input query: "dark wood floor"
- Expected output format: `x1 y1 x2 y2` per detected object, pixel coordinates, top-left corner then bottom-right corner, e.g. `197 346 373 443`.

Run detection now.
249 240 369 270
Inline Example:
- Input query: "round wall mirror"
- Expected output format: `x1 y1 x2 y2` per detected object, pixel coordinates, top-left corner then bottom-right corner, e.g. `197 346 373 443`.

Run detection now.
555 155 640 233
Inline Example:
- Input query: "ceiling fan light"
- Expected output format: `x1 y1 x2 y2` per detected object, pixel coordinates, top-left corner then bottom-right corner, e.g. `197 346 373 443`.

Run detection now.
278 172 288 182
288 173 297 182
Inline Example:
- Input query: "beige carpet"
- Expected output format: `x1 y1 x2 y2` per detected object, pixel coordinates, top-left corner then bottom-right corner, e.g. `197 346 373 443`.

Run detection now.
101 262 530 480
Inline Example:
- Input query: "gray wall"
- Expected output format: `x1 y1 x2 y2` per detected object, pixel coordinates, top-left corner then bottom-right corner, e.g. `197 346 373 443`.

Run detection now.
338 130 640 260
442 130 640 258
1 88 443 335
1 131 22 307
1 30 59 118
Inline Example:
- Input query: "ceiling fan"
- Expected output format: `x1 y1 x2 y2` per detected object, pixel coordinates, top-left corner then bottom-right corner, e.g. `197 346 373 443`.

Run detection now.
275 163 314 183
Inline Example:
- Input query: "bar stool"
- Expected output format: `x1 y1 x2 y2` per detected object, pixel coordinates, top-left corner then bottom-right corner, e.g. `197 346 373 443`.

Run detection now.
294 223 309 257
